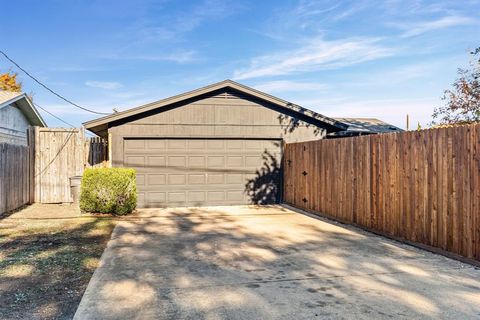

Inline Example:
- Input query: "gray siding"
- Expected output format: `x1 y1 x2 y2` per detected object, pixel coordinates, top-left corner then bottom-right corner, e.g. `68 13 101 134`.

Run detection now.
109 91 325 167
0 102 31 145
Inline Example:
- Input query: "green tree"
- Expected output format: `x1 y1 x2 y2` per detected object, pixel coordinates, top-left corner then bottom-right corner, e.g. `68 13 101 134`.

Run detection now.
432 47 480 125
0 71 22 92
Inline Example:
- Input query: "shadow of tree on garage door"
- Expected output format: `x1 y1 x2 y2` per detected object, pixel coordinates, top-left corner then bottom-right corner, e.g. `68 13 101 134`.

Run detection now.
244 147 282 205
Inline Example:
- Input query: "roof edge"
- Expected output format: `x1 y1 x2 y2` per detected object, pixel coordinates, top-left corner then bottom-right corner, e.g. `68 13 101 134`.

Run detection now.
0 92 24 109
83 80 347 132
0 92 47 127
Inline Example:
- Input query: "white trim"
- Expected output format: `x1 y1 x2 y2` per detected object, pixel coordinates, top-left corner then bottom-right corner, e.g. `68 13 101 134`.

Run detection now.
0 93 24 110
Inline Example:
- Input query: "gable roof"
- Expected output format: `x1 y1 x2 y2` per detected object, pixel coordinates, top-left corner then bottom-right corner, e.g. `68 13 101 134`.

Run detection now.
0 91 22 105
83 80 348 136
0 91 46 127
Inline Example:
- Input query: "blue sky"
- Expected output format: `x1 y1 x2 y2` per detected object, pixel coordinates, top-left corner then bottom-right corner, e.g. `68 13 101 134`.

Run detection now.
1 0 479 129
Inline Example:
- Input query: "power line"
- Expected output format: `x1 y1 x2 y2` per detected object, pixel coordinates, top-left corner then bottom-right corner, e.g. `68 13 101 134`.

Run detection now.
33 102 96 137
0 50 110 115
33 102 75 128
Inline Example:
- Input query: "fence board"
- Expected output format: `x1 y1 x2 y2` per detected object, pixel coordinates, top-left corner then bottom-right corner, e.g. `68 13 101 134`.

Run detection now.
0 127 109 211
0 143 32 214
32 127 109 203
284 123 480 263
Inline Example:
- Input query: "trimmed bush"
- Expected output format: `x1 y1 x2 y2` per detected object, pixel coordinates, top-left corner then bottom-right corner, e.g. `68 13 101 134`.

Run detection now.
80 168 137 215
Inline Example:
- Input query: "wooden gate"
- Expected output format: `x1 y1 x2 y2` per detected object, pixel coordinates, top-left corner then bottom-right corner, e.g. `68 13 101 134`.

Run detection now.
32 127 85 203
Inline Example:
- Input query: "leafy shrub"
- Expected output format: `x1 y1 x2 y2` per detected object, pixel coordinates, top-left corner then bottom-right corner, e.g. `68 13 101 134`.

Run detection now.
80 168 137 215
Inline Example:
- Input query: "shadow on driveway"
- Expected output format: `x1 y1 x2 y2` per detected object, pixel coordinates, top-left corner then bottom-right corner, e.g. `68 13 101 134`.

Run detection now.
74 205 480 319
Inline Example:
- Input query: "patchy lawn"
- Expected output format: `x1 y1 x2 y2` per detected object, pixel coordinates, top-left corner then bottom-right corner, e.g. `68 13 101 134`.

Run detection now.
0 204 119 320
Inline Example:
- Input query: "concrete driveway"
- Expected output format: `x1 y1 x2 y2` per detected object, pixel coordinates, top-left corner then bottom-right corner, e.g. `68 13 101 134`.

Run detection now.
74 205 480 320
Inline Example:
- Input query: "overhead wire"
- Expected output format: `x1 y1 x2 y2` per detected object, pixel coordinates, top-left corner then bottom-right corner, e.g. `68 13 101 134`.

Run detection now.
33 102 75 128
0 49 111 115
33 102 96 137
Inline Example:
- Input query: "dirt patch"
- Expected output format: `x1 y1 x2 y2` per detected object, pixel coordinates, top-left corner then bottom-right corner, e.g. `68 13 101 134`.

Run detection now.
0 204 119 320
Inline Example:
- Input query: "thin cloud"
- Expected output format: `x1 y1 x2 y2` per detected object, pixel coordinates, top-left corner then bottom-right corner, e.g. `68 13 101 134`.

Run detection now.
85 81 123 90
105 50 198 64
123 0 236 43
397 15 476 38
254 80 327 93
293 1 340 18
234 37 394 80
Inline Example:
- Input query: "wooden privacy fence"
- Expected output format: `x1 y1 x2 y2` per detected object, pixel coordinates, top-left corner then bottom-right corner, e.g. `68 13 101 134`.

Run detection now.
0 143 34 214
31 127 109 204
86 136 109 169
0 127 108 213
284 123 480 263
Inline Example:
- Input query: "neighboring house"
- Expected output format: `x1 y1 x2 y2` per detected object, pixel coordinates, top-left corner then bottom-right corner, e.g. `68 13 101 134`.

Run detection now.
83 80 396 208
0 91 46 145
329 117 403 138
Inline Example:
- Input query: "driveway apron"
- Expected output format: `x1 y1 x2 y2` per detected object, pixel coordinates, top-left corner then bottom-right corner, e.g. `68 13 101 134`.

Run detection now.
74 205 480 320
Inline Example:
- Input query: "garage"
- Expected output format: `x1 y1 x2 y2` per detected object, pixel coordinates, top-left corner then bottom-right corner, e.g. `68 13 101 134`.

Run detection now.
124 138 281 207
84 80 347 208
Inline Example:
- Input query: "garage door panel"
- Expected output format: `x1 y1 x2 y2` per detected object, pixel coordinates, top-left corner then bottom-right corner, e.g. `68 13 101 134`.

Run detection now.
167 140 186 149
168 192 186 203
188 191 205 202
207 140 225 149
147 140 166 149
125 139 145 150
188 174 206 184
168 156 186 168
136 174 145 186
147 156 165 168
168 174 186 185
137 192 146 201
147 174 166 185
207 174 224 184
126 156 145 168
207 156 224 168
188 156 205 168
245 156 261 167
227 156 243 167
207 191 224 202
227 191 244 201
226 140 243 149
125 138 281 207
245 140 261 150
226 173 243 184
149 192 166 202
188 140 205 149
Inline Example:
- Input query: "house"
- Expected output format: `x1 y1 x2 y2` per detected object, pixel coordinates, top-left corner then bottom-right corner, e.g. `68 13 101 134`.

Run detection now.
0 91 46 145
329 117 403 137
84 80 396 208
